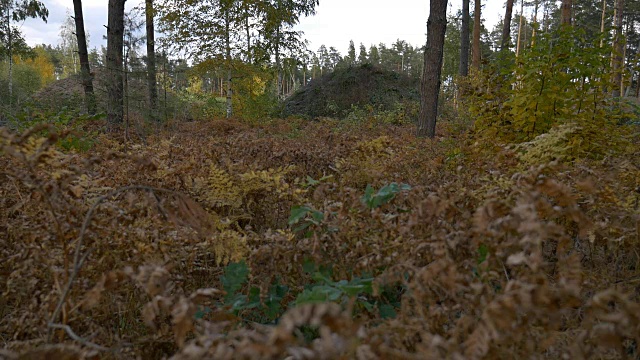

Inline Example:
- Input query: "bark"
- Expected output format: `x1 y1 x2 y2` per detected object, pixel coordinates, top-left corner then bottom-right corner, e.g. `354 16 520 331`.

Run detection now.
612 0 624 97
417 0 448 138
6 5 12 108
275 26 282 98
73 0 96 114
599 0 606 47
531 0 538 46
561 0 572 26
224 9 232 118
459 0 470 76
145 0 158 121
501 0 515 52
245 6 251 64
472 0 481 69
106 0 126 127
516 0 524 57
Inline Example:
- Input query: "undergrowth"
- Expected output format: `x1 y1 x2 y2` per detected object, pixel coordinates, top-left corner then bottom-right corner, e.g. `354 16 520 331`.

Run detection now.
0 116 639 359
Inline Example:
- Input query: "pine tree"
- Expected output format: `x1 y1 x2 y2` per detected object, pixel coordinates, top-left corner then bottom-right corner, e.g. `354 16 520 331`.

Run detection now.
418 0 449 138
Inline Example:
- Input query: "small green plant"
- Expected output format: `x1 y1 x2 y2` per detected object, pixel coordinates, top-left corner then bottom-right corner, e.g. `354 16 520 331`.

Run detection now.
361 183 411 209
288 205 325 234
205 261 289 323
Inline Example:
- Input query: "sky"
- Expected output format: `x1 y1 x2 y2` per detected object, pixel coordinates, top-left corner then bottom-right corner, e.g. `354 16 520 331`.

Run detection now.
19 0 504 55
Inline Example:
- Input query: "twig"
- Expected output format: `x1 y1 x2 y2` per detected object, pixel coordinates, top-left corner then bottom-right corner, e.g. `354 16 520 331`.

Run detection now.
47 185 182 341
47 323 110 352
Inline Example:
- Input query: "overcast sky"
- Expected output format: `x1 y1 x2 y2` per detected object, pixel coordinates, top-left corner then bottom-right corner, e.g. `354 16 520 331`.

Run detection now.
20 0 504 55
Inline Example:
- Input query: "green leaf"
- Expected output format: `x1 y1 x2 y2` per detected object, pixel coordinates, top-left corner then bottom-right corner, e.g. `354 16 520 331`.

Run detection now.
288 205 311 225
477 244 489 265
221 261 249 301
295 285 342 305
379 304 397 319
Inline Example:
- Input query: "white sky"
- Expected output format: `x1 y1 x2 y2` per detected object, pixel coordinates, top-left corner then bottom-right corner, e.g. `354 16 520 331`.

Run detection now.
21 0 504 55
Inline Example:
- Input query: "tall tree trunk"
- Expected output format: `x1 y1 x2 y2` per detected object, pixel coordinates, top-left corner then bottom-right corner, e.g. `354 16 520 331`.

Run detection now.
106 0 125 128
6 5 12 108
501 0 515 52
472 0 481 69
145 0 158 121
516 0 524 57
611 0 624 97
417 0 448 138
599 0 607 47
73 0 96 114
275 27 282 98
459 0 470 76
531 0 538 46
225 10 232 118
245 6 251 64
561 0 572 26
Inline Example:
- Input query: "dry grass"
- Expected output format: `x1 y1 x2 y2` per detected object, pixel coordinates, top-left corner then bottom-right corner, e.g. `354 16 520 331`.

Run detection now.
0 118 638 359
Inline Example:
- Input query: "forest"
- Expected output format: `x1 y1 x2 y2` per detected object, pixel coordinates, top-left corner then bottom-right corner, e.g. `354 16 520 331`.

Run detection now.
0 0 639 358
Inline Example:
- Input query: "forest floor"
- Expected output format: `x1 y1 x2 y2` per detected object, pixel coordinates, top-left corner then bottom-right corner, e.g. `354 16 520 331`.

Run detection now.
1 117 639 359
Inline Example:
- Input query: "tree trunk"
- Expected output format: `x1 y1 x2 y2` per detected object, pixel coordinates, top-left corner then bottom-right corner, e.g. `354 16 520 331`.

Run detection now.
501 0 515 52
516 0 524 57
417 0 448 138
611 0 624 97
561 0 572 26
472 0 481 69
599 0 606 47
6 5 12 108
275 27 282 98
145 0 158 121
459 0 470 76
106 0 126 128
531 0 538 46
225 10 233 118
245 6 251 64
73 0 96 115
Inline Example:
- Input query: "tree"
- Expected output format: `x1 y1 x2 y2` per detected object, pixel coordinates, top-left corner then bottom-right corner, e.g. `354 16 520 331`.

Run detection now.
561 0 572 26
59 13 79 77
358 42 368 64
145 0 158 121
369 44 380 65
611 0 624 97
418 0 448 138
460 0 470 76
347 40 356 65
73 0 96 114
501 0 515 52
258 0 318 98
0 0 48 108
159 0 242 118
106 0 126 127
472 0 481 69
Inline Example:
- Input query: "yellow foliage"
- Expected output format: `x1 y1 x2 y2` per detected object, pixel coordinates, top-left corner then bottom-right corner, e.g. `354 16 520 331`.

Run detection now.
336 136 393 187
14 47 55 86
199 164 242 209
516 123 579 166
204 230 249 266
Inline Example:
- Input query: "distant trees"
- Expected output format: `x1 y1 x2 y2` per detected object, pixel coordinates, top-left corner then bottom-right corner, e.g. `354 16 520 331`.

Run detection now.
0 0 48 108
418 0 448 138
158 0 318 111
